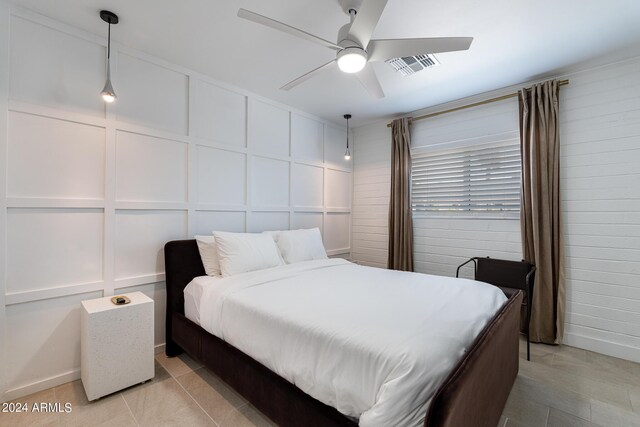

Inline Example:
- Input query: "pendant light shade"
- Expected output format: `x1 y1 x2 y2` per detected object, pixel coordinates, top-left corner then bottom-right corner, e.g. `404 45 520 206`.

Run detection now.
100 10 118 103
101 70 116 103
344 114 351 160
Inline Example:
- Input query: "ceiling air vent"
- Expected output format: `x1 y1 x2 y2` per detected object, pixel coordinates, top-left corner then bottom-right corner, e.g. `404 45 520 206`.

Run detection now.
386 54 440 76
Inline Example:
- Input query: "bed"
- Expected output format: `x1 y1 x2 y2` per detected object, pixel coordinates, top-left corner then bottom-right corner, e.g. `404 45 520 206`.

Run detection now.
164 239 522 427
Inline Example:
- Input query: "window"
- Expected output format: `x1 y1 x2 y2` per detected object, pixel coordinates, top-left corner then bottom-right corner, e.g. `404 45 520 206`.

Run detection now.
411 141 521 217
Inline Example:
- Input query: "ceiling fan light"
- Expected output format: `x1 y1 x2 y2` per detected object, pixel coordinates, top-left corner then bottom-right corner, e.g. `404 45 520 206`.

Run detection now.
337 48 367 73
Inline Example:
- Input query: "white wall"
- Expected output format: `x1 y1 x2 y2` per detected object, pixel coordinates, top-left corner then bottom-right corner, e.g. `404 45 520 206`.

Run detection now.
0 8 352 400
351 121 391 268
0 1 10 409
560 58 640 360
352 57 640 363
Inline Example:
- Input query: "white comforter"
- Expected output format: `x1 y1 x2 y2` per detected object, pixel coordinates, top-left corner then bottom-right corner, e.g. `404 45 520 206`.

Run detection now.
189 259 507 427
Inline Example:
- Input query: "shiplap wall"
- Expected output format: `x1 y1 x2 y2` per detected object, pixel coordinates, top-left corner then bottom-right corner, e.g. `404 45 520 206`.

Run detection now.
0 7 352 400
352 57 640 362
560 58 640 359
351 121 391 268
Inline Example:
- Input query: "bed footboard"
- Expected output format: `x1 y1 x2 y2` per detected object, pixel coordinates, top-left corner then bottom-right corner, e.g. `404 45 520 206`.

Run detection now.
425 290 523 427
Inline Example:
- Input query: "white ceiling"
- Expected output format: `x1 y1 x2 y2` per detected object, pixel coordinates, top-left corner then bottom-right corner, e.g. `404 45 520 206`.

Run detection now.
8 0 640 126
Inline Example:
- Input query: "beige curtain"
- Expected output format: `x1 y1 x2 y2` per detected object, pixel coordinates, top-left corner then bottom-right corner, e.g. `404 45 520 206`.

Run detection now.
388 118 414 271
518 80 565 344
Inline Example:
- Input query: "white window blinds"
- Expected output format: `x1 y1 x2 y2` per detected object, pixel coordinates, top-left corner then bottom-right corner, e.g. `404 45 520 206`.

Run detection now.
411 141 522 217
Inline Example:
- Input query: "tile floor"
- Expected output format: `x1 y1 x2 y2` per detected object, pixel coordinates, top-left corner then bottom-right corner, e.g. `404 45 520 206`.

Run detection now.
2 337 639 427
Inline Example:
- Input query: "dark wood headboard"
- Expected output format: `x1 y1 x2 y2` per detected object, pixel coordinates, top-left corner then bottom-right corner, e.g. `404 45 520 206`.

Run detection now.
164 239 205 356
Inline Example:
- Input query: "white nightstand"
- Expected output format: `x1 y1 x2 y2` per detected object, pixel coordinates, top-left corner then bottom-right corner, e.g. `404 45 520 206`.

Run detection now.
81 291 154 401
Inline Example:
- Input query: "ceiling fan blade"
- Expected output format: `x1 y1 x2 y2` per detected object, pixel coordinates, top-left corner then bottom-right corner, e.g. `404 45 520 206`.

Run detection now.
280 60 336 91
368 37 473 62
238 9 341 51
355 65 385 98
347 0 389 49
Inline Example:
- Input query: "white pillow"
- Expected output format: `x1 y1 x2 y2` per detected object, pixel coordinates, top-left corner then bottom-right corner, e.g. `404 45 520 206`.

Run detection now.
262 230 280 241
214 231 284 277
274 228 328 264
195 235 221 276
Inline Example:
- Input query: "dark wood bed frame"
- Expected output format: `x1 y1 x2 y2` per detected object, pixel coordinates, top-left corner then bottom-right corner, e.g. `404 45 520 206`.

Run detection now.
164 240 522 427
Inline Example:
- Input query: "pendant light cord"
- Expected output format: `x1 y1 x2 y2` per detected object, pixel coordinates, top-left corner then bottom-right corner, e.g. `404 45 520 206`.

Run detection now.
346 116 349 150
105 21 111 81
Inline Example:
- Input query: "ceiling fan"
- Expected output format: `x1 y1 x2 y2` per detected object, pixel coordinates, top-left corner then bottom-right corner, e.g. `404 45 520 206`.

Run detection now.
237 0 473 98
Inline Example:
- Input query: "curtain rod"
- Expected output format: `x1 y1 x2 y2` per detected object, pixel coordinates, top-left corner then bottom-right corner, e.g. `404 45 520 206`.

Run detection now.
386 79 569 128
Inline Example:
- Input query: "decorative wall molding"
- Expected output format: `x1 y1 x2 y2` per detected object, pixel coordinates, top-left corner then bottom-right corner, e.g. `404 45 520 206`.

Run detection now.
1 5 352 400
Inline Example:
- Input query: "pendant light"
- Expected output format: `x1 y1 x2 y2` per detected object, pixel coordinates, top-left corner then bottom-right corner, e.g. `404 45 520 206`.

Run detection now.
100 10 119 103
344 114 352 160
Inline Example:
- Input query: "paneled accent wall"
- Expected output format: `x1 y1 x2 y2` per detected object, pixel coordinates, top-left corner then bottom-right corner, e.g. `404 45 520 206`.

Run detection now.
352 57 640 362
0 8 352 400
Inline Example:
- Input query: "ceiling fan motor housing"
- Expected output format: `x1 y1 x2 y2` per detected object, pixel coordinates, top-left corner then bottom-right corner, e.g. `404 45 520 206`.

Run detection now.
337 24 360 48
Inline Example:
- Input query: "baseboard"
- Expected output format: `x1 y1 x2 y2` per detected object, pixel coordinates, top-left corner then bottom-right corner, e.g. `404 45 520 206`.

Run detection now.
2 369 80 402
155 342 165 355
564 332 640 363
2 343 167 402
